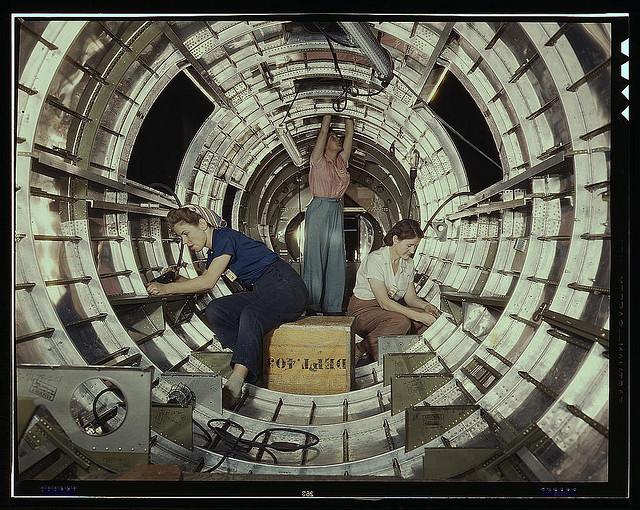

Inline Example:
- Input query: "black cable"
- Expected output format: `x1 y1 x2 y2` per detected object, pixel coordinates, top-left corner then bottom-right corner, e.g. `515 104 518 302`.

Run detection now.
421 191 475 236
203 419 247 472
201 418 320 472
311 22 359 48
324 34 349 112
149 182 183 208
392 71 503 172
414 191 475 277
192 419 214 449
319 29 387 112
283 85 300 121
91 387 125 430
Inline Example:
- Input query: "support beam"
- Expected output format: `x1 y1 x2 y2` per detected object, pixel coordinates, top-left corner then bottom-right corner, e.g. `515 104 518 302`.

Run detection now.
159 21 235 112
413 22 455 106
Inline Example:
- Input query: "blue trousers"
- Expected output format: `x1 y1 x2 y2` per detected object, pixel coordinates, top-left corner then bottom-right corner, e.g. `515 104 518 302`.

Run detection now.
204 258 308 383
302 197 346 313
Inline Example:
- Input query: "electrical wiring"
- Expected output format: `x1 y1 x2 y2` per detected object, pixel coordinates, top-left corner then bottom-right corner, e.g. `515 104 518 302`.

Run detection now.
323 33 386 112
282 85 300 123
192 418 214 449
200 418 320 472
277 22 389 119
91 386 125 430
392 71 503 172
413 191 475 289
309 22 359 48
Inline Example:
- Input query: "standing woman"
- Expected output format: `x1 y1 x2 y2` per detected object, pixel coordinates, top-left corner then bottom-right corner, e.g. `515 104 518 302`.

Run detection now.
303 114 354 315
347 219 441 361
146 204 308 409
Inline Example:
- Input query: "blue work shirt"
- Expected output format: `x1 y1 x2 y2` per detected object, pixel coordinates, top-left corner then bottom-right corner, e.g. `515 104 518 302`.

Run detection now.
206 227 279 286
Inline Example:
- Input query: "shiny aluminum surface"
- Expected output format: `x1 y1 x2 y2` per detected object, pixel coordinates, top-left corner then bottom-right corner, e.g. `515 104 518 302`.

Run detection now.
13 18 618 486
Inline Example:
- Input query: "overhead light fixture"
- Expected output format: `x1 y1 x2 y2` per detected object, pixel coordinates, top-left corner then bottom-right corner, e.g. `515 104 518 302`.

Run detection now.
276 126 304 167
337 22 394 87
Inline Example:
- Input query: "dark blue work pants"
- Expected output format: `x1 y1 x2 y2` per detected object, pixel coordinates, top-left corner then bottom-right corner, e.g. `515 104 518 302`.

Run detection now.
205 258 308 383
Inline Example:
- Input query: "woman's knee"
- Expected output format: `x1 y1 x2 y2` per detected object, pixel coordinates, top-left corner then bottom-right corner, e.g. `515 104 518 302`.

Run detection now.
381 314 412 334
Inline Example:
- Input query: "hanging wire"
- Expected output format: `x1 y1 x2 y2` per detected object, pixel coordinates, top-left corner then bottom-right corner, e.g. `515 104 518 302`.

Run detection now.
198 419 320 473
91 386 125 430
281 85 301 125
413 191 475 275
392 72 503 172
312 22 387 112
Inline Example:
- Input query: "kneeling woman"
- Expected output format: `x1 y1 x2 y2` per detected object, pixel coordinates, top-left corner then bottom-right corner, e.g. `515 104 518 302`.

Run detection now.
347 219 440 361
146 205 309 408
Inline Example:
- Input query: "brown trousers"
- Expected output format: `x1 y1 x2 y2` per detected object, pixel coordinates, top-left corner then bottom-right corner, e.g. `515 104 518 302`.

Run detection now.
347 295 428 361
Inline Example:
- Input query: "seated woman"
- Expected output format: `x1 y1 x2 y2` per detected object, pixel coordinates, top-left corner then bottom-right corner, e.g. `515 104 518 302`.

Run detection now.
146 204 308 409
347 219 440 361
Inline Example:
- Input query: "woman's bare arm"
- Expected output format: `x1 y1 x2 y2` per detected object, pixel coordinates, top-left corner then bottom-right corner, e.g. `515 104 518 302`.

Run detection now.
368 278 437 326
146 254 232 295
310 115 332 166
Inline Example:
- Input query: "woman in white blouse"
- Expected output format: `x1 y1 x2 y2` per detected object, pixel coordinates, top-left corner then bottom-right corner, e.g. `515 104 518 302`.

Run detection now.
347 219 440 361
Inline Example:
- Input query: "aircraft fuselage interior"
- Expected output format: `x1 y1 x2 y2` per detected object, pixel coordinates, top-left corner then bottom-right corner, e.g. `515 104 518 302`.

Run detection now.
12 15 630 499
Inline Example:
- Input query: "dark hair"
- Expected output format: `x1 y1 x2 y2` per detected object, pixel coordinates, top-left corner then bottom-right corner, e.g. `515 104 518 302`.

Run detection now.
166 207 202 227
383 219 424 246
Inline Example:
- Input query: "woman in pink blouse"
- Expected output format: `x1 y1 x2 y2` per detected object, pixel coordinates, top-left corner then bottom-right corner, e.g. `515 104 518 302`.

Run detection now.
303 114 354 315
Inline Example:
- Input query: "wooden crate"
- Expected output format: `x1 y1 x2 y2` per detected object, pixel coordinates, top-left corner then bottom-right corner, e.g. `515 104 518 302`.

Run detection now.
263 316 355 394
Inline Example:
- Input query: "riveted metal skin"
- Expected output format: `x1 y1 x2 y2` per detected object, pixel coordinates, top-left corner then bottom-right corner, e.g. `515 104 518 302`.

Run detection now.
150 404 194 450
382 352 438 386
13 18 619 486
405 405 480 453
391 374 453 415
16 365 152 453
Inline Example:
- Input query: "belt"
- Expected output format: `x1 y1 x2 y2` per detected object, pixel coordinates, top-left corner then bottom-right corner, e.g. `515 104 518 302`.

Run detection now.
312 196 341 202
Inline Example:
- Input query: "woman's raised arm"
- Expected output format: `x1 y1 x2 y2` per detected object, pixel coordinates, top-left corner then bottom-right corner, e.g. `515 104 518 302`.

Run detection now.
341 117 354 161
310 114 332 166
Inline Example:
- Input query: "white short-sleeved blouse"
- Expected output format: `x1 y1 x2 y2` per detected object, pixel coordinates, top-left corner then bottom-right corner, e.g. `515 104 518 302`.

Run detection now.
352 245 415 301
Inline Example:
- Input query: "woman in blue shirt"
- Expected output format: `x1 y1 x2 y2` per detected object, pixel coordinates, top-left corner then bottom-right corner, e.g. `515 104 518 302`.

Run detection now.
146 204 308 409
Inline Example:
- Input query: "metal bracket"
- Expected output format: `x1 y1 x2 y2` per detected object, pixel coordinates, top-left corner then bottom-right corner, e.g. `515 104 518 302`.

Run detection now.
423 423 552 480
377 334 422 364
423 447 500 480
405 405 480 452
163 295 197 326
382 352 437 386
534 302 609 346
391 374 453 415
431 220 448 241
190 352 234 379
17 365 152 454
160 371 222 414
110 296 165 340
150 404 194 450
